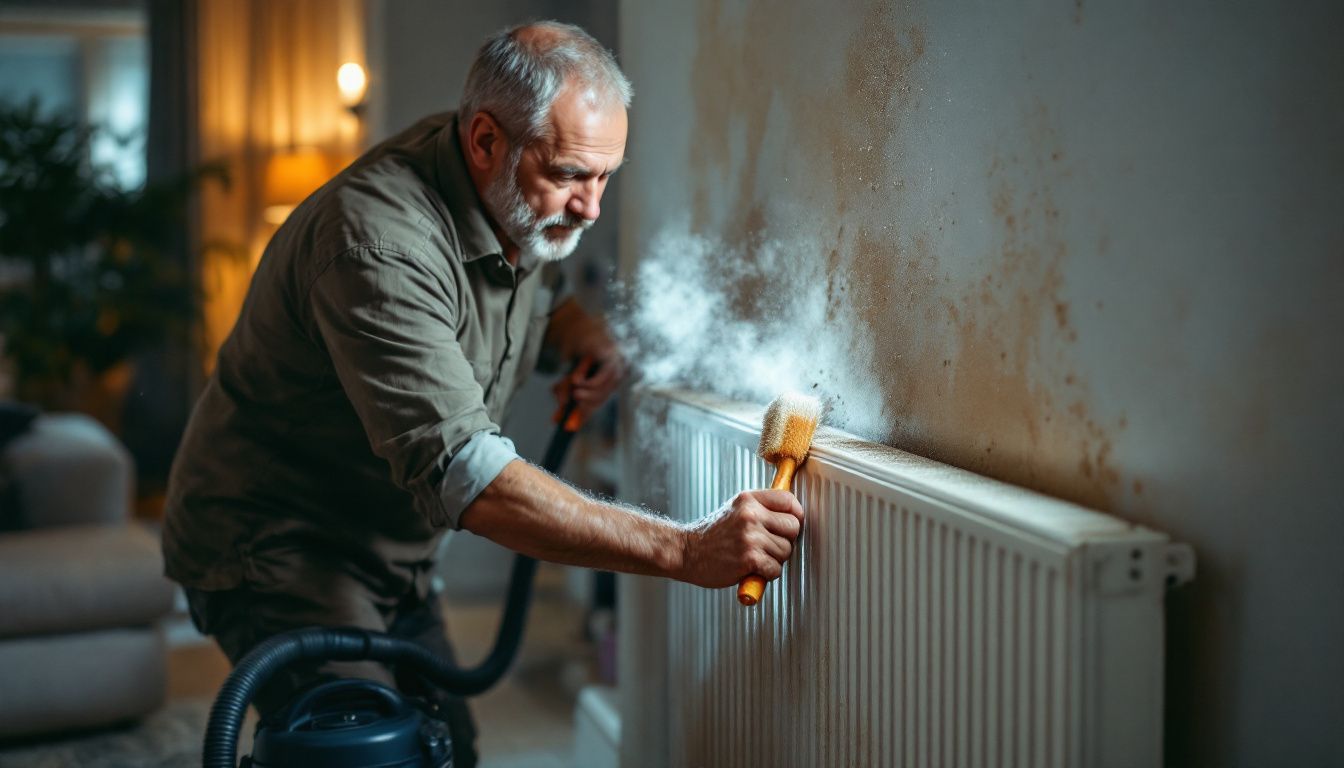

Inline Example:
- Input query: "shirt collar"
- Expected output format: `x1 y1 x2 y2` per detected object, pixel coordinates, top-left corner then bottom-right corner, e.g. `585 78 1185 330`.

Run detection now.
436 114 505 263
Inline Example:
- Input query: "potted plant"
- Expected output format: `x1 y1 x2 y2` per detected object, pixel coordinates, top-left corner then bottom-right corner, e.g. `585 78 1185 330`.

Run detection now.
0 99 225 429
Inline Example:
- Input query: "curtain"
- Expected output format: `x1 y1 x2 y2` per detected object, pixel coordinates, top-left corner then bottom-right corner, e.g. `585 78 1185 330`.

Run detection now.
117 0 199 490
194 0 365 365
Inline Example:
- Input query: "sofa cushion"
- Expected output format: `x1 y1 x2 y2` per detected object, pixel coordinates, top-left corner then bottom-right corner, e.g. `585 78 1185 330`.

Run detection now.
0 626 166 739
1 412 133 529
0 523 175 638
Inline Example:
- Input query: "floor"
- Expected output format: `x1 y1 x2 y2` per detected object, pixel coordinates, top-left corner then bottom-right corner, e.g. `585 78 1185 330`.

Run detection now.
438 565 601 766
0 564 599 768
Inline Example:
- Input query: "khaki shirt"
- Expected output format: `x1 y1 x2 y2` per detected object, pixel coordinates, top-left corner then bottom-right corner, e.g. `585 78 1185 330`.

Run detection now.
163 112 563 596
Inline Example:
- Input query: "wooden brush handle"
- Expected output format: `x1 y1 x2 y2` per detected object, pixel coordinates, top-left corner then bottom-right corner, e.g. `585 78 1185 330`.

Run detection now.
737 457 798 606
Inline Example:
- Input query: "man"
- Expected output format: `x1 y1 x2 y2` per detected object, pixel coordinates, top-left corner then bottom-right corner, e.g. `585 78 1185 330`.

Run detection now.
163 21 803 766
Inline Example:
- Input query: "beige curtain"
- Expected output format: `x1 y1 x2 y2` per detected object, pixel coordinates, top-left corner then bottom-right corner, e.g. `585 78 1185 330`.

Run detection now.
195 0 366 366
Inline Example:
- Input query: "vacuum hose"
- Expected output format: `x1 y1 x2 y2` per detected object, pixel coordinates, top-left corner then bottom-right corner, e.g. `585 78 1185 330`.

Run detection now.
202 555 533 768
204 371 590 768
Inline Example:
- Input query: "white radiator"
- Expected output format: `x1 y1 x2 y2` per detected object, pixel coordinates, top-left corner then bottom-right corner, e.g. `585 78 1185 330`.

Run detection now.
621 390 1193 768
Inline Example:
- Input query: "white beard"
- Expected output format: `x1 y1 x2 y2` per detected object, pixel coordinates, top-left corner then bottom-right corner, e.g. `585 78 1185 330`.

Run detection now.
483 148 593 263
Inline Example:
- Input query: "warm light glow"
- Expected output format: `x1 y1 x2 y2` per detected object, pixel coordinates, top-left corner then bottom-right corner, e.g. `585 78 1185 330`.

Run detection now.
263 148 331 224
336 62 368 107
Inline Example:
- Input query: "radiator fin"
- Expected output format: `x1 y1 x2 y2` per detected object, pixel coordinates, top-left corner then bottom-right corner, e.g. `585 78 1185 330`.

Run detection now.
652 396 1179 767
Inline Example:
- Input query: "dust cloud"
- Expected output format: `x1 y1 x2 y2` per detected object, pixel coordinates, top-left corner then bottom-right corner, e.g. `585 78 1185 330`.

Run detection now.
612 222 888 440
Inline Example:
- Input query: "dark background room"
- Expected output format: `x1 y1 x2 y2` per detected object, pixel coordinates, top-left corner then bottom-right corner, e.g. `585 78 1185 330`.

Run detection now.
0 1 1339 767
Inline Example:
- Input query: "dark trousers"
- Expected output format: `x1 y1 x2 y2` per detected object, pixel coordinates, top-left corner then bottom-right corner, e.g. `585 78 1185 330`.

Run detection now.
186 583 479 767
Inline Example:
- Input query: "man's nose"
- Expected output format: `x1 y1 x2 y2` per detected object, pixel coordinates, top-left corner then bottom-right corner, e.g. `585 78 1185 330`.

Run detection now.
568 180 602 222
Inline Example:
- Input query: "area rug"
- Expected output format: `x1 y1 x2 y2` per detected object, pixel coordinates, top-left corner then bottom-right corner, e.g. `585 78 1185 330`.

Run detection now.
0 698 234 768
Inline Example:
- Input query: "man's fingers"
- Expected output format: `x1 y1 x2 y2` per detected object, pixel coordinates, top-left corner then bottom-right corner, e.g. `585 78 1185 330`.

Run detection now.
760 509 802 540
570 379 607 397
555 353 617 422
747 489 804 521
568 361 622 418
575 376 615 400
573 355 597 380
750 553 783 580
570 386 606 407
758 530 793 562
574 364 620 391
684 490 808 589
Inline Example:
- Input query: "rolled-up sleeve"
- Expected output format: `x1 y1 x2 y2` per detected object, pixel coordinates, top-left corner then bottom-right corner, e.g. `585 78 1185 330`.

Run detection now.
440 431 519 524
307 245 517 529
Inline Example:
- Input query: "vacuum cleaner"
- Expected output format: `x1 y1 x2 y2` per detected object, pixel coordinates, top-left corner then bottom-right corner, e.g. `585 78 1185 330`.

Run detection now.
204 386 589 768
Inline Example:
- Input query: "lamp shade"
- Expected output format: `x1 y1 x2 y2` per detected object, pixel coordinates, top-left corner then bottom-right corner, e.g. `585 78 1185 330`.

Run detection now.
263 147 331 224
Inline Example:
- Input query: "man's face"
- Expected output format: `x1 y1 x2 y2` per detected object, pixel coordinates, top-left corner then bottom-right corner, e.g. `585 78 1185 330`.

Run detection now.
483 85 627 263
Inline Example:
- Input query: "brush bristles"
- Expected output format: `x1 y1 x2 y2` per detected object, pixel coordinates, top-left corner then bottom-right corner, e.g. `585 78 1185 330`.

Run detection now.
758 392 822 463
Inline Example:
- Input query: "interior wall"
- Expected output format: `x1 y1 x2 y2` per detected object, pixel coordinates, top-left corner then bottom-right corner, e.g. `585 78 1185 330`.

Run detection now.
368 0 618 144
619 1 1344 765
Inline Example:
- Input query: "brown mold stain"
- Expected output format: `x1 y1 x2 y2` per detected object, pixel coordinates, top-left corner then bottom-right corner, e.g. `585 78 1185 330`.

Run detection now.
1053 300 1070 330
825 5 925 218
882 103 1127 512
689 0 926 237
683 2 1128 512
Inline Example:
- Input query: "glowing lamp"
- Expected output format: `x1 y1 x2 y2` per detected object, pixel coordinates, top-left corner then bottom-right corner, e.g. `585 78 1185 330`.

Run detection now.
337 62 368 109
263 148 330 225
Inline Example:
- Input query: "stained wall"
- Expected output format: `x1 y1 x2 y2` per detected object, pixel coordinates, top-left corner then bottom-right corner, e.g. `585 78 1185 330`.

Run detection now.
619 1 1344 764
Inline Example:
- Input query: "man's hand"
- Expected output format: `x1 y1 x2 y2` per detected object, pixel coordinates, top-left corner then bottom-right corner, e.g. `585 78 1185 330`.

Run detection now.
678 490 805 589
546 299 625 423
461 464 803 591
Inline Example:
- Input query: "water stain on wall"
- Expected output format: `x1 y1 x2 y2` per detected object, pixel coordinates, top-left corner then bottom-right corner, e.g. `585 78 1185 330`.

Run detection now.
828 5 925 219
896 100 1128 512
683 0 1130 512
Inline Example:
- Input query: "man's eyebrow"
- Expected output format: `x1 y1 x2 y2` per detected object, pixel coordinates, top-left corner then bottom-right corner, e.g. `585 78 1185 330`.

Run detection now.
550 158 628 177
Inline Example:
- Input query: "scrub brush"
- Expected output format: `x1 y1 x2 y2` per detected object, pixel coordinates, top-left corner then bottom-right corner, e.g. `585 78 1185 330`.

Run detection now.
738 392 822 606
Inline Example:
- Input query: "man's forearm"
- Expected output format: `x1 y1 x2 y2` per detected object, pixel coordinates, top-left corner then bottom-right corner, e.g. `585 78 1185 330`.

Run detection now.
459 459 687 579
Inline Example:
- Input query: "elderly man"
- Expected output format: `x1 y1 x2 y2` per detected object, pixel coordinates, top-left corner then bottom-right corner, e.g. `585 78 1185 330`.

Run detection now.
163 21 803 764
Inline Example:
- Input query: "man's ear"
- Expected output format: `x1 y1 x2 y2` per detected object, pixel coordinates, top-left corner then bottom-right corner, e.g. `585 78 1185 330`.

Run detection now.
465 111 508 172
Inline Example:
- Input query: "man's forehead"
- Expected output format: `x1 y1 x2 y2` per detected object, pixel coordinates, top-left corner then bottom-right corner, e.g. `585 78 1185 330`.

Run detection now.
534 105 626 169
549 84 625 135
541 137 626 167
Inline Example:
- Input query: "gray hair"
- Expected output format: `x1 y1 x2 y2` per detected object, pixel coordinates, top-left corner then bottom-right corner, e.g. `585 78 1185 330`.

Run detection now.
460 21 633 147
